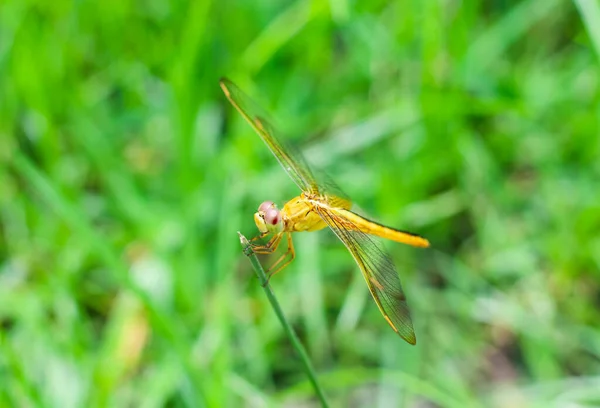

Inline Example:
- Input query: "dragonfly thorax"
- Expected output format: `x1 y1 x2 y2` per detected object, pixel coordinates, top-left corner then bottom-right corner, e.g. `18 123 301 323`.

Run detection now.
254 201 284 234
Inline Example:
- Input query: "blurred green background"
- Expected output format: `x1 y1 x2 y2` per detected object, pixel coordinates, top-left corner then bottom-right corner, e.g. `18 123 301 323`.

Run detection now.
2 0 600 406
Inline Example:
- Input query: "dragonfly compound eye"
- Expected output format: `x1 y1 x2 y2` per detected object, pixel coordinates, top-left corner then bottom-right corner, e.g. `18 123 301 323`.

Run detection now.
258 201 275 213
264 208 281 225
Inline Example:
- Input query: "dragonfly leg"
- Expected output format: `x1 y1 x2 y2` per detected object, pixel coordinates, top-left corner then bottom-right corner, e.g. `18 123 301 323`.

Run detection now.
263 233 295 286
250 231 270 243
250 233 282 254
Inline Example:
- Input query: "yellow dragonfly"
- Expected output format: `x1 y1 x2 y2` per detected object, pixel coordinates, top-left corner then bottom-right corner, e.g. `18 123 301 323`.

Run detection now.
220 78 429 345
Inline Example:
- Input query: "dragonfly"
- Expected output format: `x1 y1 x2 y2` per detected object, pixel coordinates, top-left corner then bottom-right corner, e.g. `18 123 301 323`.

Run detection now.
220 78 430 345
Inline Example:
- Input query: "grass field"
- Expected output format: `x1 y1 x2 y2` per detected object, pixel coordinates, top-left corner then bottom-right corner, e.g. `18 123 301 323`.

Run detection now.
2 0 600 406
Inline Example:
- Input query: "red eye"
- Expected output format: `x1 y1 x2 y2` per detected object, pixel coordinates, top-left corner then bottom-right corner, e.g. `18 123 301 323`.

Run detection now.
258 201 274 213
264 208 280 225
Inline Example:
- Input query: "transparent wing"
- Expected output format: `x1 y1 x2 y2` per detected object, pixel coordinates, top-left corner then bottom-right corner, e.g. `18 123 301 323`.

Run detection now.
220 78 318 193
315 205 416 344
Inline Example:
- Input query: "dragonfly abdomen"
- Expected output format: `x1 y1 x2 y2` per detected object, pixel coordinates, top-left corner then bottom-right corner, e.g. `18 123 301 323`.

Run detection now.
331 208 430 248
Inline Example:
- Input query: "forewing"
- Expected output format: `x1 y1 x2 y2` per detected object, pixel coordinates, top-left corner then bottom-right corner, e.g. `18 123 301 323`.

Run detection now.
315 205 416 344
220 78 318 192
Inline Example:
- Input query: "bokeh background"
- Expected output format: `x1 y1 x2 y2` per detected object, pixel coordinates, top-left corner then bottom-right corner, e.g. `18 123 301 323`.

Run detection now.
2 0 600 406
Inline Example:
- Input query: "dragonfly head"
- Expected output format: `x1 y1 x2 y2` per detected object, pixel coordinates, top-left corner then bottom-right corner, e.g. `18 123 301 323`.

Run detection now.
255 201 283 234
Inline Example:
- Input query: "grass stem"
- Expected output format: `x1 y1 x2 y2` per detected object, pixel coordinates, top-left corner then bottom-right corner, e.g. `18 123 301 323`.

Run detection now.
238 232 330 408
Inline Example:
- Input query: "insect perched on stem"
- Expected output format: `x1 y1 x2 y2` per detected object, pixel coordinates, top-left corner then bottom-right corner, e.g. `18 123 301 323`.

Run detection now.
220 78 429 345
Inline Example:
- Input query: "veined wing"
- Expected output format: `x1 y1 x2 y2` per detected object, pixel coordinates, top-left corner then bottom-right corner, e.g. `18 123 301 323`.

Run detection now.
220 78 318 193
315 205 416 344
